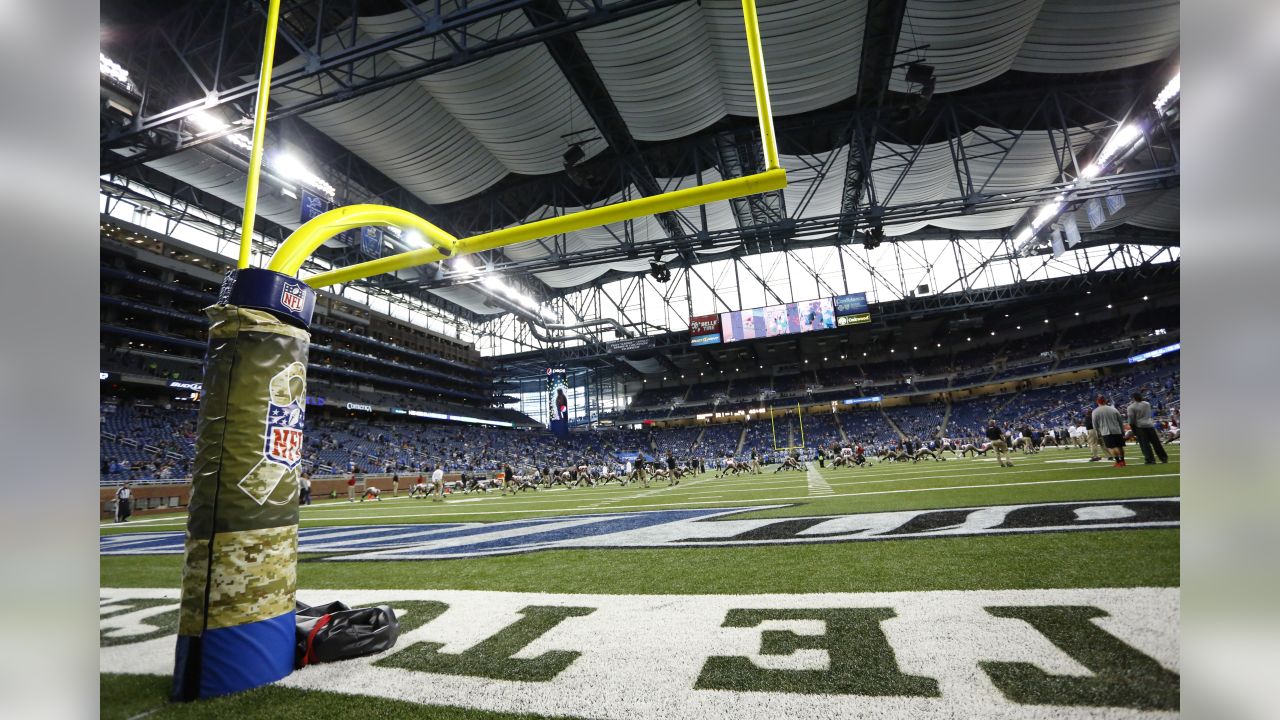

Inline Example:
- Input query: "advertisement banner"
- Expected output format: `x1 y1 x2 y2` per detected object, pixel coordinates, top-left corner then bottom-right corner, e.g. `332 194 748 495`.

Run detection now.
836 313 871 327
608 336 656 353
833 292 869 316
689 314 721 336
546 368 570 427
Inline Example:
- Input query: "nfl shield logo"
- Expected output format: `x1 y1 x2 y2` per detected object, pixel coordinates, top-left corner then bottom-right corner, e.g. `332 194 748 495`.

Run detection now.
264 399 305 469
280 283 305 313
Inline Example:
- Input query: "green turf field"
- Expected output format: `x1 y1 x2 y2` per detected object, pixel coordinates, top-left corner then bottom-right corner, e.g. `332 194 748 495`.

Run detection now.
101 445 1180 719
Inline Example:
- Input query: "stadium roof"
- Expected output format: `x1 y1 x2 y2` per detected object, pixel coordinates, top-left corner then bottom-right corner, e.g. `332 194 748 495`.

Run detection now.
100 0 1180 351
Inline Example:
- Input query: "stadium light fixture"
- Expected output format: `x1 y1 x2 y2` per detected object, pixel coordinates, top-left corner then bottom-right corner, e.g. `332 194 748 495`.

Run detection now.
271 152 336 198
99 52 132 87
1094 123 1144 169
190 110 228 133
1153 71 1180 114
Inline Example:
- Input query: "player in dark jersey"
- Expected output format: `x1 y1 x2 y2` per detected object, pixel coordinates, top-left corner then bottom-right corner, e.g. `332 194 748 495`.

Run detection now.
986 420 1013 467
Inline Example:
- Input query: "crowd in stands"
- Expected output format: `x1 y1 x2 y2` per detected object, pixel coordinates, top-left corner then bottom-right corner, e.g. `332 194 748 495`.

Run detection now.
613 316 1178 421
100 357 1180 484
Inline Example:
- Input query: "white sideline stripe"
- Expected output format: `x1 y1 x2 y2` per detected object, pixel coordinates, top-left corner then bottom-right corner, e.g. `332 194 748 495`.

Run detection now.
99 586 1180 720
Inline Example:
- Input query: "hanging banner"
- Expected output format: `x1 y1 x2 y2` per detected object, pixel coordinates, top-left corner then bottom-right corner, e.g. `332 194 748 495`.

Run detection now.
360 226 383 259
546 368 570 427
689 314 723 346
1104 188 1126 214
1062 213 1082 248
299 190 330 224
1085 198 1105 229
1051 227 1065 258
608 336 656 353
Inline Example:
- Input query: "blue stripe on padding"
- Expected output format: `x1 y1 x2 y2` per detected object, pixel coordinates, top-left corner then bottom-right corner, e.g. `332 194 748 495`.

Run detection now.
199 611 295 697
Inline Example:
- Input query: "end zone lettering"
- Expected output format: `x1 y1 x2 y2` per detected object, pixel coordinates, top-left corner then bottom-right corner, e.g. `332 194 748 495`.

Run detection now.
100 587 1179 717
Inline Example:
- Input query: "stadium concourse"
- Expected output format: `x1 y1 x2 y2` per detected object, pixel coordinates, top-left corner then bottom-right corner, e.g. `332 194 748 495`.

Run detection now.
99 0 1181 718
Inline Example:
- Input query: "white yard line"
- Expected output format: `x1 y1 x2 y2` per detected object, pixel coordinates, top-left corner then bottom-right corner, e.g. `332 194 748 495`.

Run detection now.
806 463 834 496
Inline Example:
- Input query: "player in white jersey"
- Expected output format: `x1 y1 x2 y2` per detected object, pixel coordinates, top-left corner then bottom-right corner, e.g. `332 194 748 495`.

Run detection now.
360 486 382 502
430 465 445 502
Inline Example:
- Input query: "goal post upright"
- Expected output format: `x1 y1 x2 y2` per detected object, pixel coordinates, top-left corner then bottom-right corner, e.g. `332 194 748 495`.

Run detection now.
175 0 789 702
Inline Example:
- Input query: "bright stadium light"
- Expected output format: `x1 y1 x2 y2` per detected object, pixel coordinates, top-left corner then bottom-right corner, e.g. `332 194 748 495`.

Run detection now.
451 255 478 274
99 52 133 87
270 152 336 198
1031 196 1066 230
1095 123 1143 168
1153 71 1180 114
190 110 228 133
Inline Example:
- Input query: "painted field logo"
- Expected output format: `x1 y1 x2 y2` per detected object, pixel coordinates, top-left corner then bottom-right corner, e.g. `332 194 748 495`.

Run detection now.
280 282 306 312
265 400 304 469
99 498 1181 557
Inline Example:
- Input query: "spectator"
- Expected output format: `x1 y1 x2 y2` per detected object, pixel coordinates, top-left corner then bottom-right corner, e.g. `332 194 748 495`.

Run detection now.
1091 395 1127 468
1126 392 1168 464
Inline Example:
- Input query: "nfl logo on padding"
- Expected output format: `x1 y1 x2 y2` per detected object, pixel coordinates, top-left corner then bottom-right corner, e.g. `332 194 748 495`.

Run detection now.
264 399 304 468
280 282 305 313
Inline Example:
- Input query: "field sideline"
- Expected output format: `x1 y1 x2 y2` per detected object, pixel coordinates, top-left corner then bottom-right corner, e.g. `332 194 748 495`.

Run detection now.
101 445 1180 719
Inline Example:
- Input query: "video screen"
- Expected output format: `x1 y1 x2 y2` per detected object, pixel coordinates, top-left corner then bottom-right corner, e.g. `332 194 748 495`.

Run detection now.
721 299 835 342
720 307 767 342
766 298 836 337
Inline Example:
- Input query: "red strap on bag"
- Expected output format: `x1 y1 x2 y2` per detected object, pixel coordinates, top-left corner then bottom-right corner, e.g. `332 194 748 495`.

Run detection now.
301 614 333 667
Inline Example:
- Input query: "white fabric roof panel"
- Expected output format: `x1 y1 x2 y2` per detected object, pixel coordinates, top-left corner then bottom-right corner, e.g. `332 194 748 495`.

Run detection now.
270 39 510 204
145 150 302 231
1012 0 1181 75
359 6 609 176
574 3 728 141
269 3 607 205
889 0 1044 94
891 0 1179 94
703 0 866 116
576 0 867 141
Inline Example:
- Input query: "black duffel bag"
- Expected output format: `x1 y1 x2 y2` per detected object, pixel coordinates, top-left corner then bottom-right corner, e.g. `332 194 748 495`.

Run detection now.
295 600 400 668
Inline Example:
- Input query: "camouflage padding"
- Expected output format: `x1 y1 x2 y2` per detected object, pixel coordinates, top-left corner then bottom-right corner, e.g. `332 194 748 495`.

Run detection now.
179 303 309 640
177 526 298 633
178 535 210 636
205 525 298 629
